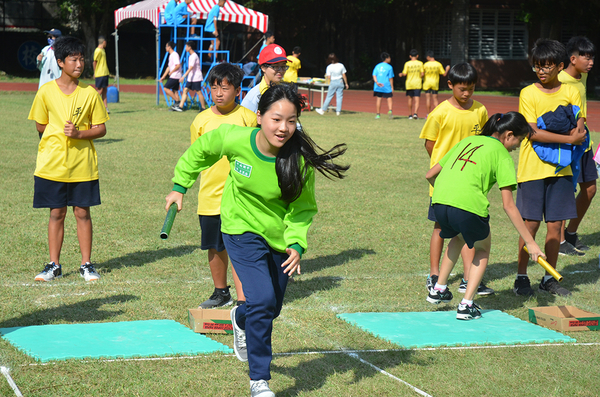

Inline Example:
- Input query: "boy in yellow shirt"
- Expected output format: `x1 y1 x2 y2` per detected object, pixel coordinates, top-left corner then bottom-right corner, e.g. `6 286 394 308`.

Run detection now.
283 46 301 83
557 36 596 256
28 36 109 282
399 49 424 119
515 39 586 297
189 63 257 308
423 51 450 116
93 36 110 113
420 63 490 295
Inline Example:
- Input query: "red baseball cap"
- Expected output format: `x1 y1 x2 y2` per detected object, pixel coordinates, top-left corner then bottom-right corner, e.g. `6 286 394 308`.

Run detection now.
259 44 287 65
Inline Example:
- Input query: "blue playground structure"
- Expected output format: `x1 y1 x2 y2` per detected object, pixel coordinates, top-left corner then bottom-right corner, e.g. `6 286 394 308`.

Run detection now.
157 12 260 110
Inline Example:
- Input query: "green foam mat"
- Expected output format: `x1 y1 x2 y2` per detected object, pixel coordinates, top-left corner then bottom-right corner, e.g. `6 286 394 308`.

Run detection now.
338 310 576 348
0 320 232 362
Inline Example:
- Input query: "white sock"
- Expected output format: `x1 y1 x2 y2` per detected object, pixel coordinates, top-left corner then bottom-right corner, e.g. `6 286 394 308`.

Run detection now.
434 283 447 292
461 298 473 306
543 275 553 283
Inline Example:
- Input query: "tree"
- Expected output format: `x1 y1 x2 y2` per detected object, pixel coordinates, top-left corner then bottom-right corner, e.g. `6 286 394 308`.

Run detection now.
56 0 133 76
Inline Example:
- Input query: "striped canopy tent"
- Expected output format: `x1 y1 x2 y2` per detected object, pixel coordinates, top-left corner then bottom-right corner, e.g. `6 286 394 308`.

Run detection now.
112 0 269 102
114 0 269 32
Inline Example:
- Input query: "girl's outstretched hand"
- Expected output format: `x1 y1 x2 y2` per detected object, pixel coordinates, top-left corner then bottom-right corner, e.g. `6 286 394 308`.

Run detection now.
165 191 184 212
282 248 301 276
525 241 545 263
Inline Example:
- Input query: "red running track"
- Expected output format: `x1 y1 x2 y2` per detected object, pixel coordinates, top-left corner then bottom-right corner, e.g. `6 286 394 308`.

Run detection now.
3 82 600 132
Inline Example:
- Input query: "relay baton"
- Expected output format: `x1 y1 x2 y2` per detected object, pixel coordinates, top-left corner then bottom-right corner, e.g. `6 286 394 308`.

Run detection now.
160 203 178 240
523 246 563 282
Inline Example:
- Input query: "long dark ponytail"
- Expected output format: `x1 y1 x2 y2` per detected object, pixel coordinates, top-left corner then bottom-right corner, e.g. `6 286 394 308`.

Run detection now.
479 111 534 139
257 83 350 203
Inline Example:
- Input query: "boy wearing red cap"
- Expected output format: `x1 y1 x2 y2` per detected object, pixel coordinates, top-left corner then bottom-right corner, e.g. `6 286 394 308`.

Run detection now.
241 44 288 113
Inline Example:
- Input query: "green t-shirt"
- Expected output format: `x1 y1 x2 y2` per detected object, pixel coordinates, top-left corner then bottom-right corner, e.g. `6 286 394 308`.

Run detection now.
172 124 317 255
432 135 517 217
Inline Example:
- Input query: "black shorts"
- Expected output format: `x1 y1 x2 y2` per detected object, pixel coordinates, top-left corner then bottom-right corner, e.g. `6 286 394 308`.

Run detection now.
33 176 101 208
427 198 437 222
199 215 226 252
424 89 438 94
433 204 490 249
164 78 180 91
95 76 109 89
406 89 421 97
373 91 393 98
185 81 203 91
577 149 599 183
516 176 577 222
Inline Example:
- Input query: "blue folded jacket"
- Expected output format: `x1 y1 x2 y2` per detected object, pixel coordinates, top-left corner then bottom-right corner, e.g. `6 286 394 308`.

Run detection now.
532 104 588 191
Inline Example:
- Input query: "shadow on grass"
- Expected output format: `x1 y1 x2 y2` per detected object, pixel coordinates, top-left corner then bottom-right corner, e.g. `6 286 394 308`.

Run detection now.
99 245 200 271
0 294 138 330
285 276 343 303
272 350 420 396
94 138 124 144
301 248 376 273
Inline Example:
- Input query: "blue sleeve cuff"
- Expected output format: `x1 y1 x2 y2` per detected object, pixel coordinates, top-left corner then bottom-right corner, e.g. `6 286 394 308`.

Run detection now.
173 184 187 194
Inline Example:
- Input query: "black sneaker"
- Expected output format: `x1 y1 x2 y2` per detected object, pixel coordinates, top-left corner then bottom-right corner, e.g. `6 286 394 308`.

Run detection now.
513 276 534 297
412 113 418 120
456 302 482 320
199 287 233 309
34 262 62 281
426 287 453 304
426 274 439 291
172 105 183 112
558 241 585 256
458 279 495 295
564 230 590 251
539 277 572 296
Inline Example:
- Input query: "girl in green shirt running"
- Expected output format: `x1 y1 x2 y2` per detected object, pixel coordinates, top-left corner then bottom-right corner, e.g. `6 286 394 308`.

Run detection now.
166 83 348 396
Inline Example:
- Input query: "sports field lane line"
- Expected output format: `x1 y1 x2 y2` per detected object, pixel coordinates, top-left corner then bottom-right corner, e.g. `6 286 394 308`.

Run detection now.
346 352 433 397
1 366 24 397
20 343 600 367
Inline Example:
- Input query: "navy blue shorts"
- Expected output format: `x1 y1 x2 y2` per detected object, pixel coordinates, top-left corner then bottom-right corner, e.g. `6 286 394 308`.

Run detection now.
199 215 226 252
33 176 101 208
186 81 203 91
433 204 490 249
95 76 109 89
406 89 421 97
373 91 393 98
424 89 438 94
427 198 437 222
516 176 576 222
164 78 179 91
577 149 599 184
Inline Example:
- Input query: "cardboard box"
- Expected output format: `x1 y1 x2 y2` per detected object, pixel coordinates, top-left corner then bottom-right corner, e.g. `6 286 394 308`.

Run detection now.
529 305 600 332
188 308 233 334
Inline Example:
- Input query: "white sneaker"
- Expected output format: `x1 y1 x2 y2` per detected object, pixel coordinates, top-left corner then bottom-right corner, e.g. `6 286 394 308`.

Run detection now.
35 262 62 281
230 306 248 362
250 380 275 397
80 262 100 281
336 111 340 116
315 108 325 115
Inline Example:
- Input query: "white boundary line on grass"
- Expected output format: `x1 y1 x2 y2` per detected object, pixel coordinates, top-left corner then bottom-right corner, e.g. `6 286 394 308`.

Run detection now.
21 342 600 367
1 366 24 397
345 352 433 397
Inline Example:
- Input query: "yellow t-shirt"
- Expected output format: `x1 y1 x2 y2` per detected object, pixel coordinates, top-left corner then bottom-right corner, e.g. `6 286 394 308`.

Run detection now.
191 105 258 215
28 81 109 182
517 83 585 183
422 61 446 91
93 48 109 78
402 60 424 90
283 55 301 83
419 99 488 196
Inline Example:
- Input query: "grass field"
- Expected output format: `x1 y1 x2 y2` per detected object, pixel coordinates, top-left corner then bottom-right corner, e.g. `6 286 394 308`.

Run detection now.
1 90 600 396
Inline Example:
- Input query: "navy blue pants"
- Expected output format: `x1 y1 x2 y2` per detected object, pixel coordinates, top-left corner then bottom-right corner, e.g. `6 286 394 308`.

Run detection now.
223 232 289 381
